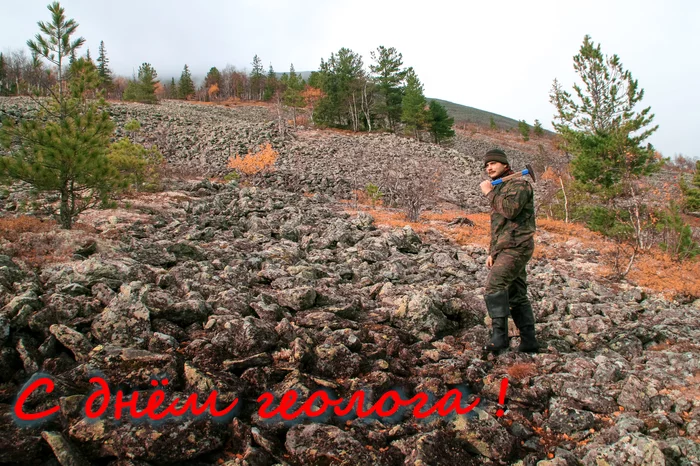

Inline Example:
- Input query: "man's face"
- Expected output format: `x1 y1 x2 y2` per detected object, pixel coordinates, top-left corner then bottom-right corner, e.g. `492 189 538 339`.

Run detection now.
485 161 508 180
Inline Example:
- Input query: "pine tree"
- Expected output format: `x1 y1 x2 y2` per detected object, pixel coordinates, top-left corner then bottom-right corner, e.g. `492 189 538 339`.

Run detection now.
533 119 544 137
490 116 497 130
283 64 306 129
96 40 113 90
123 62 159 104
518 120 530 141
263 64 277 101
401 67 428 140
428 100 455 144
680 161 700 212
1 4 121 229
204 67 221 88
550 35 660 191
312 48 366 131
370 46 406 131
250 54 264 100
138 63 158 102
169 77 177 99
178 64 195 99
27 1 85 108
550 35 662 270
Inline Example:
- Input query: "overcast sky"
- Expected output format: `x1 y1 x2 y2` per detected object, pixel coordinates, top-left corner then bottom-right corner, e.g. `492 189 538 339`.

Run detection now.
2 0 699 158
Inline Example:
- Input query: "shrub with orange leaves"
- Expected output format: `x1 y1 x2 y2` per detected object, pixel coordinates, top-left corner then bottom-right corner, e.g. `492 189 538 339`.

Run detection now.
208 83 219 100
227 143 278 176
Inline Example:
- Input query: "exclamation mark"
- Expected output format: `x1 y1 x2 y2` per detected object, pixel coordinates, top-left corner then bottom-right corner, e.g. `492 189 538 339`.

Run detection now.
496 378 509 417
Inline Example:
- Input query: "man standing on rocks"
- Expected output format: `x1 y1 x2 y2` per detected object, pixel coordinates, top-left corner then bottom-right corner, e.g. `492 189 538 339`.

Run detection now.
479 148 540 353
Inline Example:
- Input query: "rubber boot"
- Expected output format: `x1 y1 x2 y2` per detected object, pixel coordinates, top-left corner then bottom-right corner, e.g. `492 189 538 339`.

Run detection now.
483 290 510 353
510 302 540 353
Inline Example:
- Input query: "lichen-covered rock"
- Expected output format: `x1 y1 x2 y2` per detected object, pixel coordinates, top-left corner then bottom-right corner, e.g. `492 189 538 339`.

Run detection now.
285 424 372 465
68 410 229 463
84 344 179 388
276 286 317 312
206 316 279 362
582 433 666 466
0 404 52 464
386 225 422 254
91 282 152 349
313 343 361 379
392 431 480 466
391 293 455 342
0 254 23 291
42 431 90 466
451 412 516 460
49 324 93 362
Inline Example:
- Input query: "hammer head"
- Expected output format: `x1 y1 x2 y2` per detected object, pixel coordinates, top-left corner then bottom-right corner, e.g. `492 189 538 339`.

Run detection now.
525 164 537 183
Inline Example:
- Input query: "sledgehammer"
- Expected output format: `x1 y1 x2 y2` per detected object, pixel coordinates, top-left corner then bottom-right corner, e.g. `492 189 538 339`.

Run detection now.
491 164 537 186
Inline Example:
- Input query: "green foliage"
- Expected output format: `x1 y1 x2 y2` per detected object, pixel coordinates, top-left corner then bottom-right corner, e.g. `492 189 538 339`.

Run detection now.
27 1 85 104
401 67 428 139
369 46 406 132
250 54 264 100
204 67 221 89
124 119 141 141
533 119 543 137
518 120 530 141
96 40 112 90
124 119 141 133
550 35 660 191
365 183 383 207
281 64 305 109
583 205 634 242
679 162 700 212
169 77 177 99
655 202 700 261
107 137 164 192
0 57 121 229
489 116 497 130
123 63 159 104
313 48 366 130
263 64 278 101
223 171 240 184
1 4 124 229
428 100 455 144
178 64 195 99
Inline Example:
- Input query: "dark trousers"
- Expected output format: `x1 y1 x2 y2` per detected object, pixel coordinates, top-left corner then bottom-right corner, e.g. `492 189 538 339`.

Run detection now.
485 247 533 309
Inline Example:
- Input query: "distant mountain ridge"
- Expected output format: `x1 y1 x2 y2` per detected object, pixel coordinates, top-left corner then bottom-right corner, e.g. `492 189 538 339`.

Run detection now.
428 98 521 130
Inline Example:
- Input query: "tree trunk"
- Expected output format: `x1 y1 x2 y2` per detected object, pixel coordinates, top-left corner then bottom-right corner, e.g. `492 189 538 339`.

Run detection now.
60 187 72 229
560 176 569 223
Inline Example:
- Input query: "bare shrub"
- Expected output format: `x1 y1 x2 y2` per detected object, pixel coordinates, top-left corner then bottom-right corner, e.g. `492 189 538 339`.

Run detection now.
378 158 443 222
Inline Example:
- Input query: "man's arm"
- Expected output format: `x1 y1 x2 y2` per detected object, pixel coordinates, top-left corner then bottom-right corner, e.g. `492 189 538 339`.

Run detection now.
486 181 531 219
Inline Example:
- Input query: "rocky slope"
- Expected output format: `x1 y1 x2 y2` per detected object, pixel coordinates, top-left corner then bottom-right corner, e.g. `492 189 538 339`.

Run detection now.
0 97 558 213
0 180 698 465
0 98 699 465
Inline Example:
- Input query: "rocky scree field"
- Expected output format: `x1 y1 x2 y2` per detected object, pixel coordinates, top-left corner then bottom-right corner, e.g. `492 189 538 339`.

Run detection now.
0 98 698 465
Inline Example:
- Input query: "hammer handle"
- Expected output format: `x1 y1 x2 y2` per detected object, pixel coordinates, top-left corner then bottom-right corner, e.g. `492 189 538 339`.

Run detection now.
491 169 529 186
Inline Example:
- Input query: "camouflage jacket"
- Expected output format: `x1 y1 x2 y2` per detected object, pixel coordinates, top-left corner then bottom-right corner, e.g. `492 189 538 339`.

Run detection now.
486 174 536 257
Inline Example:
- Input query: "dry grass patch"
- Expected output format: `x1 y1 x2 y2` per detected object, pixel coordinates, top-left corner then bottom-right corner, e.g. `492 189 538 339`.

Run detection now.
0 216 98 268
506 362 538 381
